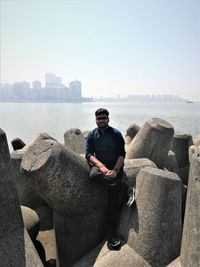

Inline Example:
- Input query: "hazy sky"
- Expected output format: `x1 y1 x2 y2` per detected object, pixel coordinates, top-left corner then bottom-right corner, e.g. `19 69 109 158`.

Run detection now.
1 0 200 100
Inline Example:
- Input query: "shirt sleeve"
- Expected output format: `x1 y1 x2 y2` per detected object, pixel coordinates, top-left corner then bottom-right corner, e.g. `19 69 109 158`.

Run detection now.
117 132 126 158
85 131 95 161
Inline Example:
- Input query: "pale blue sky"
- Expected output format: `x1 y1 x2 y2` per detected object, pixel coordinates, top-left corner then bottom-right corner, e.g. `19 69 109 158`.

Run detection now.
1 0 200 100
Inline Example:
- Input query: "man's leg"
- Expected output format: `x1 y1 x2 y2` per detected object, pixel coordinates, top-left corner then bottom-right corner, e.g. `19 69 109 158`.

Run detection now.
105 170 125 247
89 166 121 247
106 187 121 246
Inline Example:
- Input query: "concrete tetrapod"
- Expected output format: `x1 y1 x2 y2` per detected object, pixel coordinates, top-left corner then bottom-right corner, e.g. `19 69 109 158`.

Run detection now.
124 158 157 187
170 132 193 168
165 151 180 176
118 166 182 267
167 145 200 267
10 133 56 209
189 141 200 164
0 129 43 267
126 118 174 169
170 132 193 185
21 139 108 266
124 123 140 145
64 128 85 154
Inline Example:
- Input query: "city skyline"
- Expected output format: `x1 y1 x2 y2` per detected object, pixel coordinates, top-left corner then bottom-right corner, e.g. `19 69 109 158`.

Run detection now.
0 75 83 102
1 1 200 101
0 76 186 102
0 72 185 101
0 74 80 88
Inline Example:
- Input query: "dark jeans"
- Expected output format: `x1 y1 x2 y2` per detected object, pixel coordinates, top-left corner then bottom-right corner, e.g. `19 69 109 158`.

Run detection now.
89 166 128 241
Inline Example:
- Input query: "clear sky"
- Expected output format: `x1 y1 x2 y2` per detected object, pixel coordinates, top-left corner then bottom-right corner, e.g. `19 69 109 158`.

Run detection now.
1 0 200 100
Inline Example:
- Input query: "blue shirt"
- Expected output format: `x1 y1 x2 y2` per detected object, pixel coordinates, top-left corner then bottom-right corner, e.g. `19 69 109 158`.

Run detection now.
85 126 126 169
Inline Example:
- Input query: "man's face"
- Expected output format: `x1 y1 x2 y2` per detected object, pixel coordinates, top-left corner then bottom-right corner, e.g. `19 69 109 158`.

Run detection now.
96 114 109 129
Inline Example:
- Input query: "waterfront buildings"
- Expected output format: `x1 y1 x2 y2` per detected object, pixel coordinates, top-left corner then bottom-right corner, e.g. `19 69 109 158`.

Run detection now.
0 73 82 102
0 73 184 102
68 80 82 100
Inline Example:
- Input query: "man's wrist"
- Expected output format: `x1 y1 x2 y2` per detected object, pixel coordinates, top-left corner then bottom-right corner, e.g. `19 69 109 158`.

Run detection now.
114 167 119 173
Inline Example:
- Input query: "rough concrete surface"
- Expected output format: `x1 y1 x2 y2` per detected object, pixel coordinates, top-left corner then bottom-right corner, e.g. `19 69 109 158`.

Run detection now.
126 117 174 169
170 132 193 168
118 166 182 267
21 139 106 216
124 123 140 145
64 128 85 154
180 146 200 267
124 158 157 187
73 241 151 267
0 128 43 267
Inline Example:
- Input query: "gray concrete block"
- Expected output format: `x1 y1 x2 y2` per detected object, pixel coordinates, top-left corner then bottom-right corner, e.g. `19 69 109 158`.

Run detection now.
118 166 182 267
124 158 157 187
64 128 85 154
21 139 105 216
11 151 46 209
189 143 200 163
10 132 55 209
126 118 174 169
194 134 200 146
0 128 43 267
21 139 108 266
54 210 107 266
167 145 200 267
124 123 140 145
165 150 180 176
180 146 200 267
170 132 193 168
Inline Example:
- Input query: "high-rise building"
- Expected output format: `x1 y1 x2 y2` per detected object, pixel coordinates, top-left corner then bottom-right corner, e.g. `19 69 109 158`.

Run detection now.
68 80 82 100
32 80 42 89
0 83 12 99
12 82 23 98
45 73 62 88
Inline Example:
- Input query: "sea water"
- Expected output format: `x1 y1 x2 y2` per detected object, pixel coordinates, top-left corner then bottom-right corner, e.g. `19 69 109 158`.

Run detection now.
0 101 199 149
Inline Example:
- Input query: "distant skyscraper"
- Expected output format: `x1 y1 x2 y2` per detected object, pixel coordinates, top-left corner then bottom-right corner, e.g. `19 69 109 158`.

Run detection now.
45 73 62 88
68 80 82 100
0 83 12 99
32 80 42 89
13 82 24 98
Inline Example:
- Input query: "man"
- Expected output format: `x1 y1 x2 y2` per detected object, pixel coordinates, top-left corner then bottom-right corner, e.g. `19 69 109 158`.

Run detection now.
85 108 134 249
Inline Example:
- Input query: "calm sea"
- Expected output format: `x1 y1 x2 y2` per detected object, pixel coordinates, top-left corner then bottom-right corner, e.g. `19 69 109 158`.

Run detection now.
0 101 199 150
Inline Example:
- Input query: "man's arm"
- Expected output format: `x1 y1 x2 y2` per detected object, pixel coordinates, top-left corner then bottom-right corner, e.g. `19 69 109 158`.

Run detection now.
114 155 125 172
85 131 109 175
106 155 124 177
106 131 125 178
88 155 109 175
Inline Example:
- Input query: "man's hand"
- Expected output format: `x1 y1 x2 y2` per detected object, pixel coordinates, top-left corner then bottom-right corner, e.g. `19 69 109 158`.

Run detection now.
106 169 118 178
99 165 110 175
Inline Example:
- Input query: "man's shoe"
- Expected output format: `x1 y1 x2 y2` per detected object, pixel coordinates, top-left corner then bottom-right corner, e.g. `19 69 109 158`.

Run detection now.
108 237 121 248
126 187 135 207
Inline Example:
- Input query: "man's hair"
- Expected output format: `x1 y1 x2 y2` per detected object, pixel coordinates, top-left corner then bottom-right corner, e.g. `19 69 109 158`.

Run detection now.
95 108 109 117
